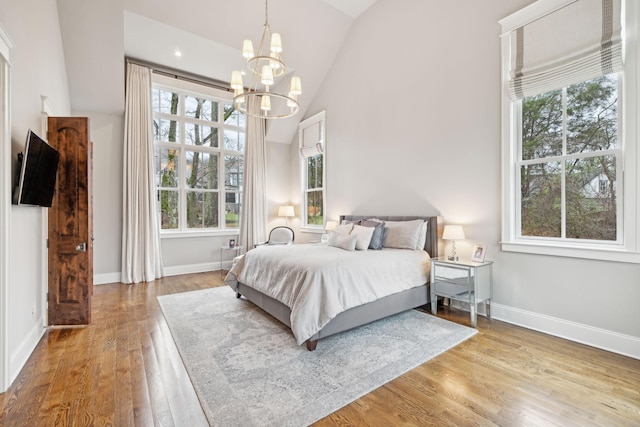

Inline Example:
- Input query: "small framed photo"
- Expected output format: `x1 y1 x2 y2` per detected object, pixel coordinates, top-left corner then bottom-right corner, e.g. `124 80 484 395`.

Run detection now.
471 244 487 262
229 239 236 248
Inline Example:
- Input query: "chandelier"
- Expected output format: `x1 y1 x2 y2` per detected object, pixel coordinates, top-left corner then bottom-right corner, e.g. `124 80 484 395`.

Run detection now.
230 0 302 119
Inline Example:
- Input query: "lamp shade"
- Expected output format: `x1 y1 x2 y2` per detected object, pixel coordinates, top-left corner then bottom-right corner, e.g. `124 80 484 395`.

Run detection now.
290 76 302 95
442 225 465 241
270 33 283 53
278 205 294 217
242 39 254 59
230 71 243 90
325 221 338 231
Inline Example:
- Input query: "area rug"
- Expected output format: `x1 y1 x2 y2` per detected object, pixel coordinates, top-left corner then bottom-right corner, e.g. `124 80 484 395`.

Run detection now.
157 286 477 427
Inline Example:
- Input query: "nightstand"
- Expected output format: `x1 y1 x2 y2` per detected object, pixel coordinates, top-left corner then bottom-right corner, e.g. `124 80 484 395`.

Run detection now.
429 257 493 327
220 245 243 278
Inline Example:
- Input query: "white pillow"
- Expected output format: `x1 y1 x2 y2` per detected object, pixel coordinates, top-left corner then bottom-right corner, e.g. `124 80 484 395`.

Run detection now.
351 224 375 250
328 232 357 251
383 219 424 250
416 220 428 251
333 223 353 235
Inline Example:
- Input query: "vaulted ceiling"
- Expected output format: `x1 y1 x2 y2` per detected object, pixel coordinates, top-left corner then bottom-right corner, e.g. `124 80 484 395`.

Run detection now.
57 0 377 143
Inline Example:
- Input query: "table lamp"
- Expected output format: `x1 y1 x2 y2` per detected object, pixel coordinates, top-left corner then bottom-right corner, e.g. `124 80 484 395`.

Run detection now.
278 205 295 226
442 225 465 261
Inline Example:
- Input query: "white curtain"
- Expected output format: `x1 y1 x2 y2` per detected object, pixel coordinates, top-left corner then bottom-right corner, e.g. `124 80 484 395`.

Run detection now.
238 98 267 250
504 0 623 100
121 63 164 283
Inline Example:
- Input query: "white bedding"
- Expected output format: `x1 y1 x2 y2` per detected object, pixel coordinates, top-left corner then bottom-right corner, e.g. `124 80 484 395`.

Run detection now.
225 244 431 345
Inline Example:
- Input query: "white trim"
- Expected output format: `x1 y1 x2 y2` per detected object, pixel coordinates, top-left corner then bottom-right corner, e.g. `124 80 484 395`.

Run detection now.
501 241 640 263
160 230 239 239
0 21 14 393
9 317 46 385
499 0 579 35
162 261 218 277
40 96 55 329
491 303 640 360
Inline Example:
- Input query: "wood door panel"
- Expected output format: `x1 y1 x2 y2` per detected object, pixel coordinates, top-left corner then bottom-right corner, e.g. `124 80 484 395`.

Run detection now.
48 117 92 325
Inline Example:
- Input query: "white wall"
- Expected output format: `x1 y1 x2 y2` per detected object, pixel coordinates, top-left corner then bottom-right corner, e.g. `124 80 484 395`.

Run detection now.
73 112 125 284
0 0 71 383
296 0 640 357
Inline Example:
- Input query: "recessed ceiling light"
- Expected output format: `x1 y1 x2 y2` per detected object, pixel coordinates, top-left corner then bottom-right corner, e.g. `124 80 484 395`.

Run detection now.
174 50 182 57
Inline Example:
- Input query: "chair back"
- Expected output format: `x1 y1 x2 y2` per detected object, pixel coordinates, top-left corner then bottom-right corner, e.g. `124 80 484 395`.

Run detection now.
268 226 294 244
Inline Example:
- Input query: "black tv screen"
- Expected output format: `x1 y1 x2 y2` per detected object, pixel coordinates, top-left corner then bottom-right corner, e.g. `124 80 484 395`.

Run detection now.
12 129 60 207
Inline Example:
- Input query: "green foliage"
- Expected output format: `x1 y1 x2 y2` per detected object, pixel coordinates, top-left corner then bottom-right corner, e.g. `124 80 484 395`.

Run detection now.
520 75 618 241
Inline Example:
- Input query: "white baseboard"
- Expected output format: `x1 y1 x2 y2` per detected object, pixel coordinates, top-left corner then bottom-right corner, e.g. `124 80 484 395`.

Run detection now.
162 261 218 277
94 261 223 285
94 272 122 285
10 316 45 385
490 303 640 360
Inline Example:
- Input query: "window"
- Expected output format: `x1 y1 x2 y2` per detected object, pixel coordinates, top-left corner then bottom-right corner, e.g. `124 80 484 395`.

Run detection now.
152 76 245 234
500 0 640 262
299 111 326 231
520 75 619 241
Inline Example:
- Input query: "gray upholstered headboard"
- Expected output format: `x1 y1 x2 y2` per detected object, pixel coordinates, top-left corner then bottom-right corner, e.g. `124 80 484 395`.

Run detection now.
339 215 443 258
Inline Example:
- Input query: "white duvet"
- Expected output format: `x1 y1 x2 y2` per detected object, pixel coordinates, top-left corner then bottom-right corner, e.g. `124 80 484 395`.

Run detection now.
225 244 430 345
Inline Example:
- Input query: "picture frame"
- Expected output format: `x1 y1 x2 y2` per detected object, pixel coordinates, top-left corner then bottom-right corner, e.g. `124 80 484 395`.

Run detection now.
229 239 236 248
471 244 487 262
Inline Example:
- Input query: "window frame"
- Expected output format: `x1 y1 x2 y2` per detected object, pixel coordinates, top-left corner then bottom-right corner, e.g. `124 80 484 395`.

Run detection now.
299 111 326 233
152 74 245 237
500 0 640 263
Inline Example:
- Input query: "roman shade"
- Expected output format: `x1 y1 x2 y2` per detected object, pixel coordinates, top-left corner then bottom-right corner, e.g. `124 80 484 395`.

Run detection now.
299 114 324 158
502 0 623 100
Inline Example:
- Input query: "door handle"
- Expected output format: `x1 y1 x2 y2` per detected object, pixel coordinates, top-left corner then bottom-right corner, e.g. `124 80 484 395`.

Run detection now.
75 242 87 252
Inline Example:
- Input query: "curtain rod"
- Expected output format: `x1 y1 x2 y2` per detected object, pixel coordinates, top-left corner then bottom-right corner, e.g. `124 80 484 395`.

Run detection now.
125 56 232 93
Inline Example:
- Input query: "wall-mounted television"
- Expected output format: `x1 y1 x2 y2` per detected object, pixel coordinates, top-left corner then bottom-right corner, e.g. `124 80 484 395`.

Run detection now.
12 129 60 207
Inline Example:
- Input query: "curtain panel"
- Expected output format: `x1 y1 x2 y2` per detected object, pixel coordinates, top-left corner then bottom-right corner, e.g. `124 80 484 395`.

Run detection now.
121 63 164 284
238 98 267 250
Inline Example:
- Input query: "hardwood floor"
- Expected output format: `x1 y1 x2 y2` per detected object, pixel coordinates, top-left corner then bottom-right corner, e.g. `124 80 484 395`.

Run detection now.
1 271 638 426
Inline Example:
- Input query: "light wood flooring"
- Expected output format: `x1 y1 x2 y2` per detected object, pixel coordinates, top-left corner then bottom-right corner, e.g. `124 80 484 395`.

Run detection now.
1 271 639 426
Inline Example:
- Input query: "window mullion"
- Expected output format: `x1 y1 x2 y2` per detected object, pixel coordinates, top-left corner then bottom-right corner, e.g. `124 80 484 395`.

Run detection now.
560 87 568 239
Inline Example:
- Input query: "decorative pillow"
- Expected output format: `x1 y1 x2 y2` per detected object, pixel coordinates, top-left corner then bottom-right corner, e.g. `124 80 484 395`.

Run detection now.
340 219 360 225
328 232 357 251
360 219 385 250
382 219 424 250
416 220 429 251
350 224 375 250
333 223 353 235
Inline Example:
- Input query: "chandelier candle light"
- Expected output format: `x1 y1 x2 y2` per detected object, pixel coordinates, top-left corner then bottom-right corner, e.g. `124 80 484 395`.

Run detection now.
230 0 302 119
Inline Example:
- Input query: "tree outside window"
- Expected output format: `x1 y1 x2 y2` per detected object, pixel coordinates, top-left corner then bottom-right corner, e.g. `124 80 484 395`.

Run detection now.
520 75 619 241
153 85 245 232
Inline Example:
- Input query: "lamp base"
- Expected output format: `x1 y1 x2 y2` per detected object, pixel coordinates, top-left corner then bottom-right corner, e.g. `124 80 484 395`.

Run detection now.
448 255 459 262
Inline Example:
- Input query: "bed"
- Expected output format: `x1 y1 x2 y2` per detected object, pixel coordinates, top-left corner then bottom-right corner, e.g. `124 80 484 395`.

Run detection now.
225 215 443 351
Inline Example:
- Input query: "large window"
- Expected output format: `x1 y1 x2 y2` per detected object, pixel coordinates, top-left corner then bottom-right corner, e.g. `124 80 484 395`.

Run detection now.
299 111 326 230
153 77 245 234
500 0 640 262
519 75 619 241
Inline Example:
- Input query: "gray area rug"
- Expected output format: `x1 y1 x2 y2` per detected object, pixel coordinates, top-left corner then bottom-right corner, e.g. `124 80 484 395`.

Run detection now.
158 286 477 427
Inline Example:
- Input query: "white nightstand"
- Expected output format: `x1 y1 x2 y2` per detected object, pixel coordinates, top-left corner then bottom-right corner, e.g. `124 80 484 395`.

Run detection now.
429 257 493 327
220 245 243 278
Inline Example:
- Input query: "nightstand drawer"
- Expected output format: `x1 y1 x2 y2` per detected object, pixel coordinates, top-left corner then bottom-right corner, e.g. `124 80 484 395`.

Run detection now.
432 280 472 298
432 275 474 287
